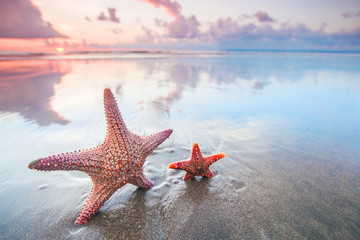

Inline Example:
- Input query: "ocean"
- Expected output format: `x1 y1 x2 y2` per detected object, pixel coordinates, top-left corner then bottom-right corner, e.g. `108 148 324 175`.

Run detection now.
0 51 359 239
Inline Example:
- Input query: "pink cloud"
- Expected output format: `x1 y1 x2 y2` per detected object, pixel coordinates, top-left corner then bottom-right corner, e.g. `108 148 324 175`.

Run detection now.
140 0 199 39
342 10 360 18
0 0 66 39
242 11 275 23
108 8 120 23
253 11 275 22
97 8 120 23
207 17 360 49
209 18 311 43
137 1 359 49
136 25 160 44
209 18 243 40
166 15 201 38
138 0 182 18
110 28 123 35
98 12 107 21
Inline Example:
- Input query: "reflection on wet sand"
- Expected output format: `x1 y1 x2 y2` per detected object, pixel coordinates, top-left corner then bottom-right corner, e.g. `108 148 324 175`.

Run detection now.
0 60 70 126
157 64 199 112
137 54 347 119
136 63 200 132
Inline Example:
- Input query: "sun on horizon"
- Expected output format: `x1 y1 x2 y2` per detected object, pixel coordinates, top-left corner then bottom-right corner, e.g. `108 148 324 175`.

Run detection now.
56 47 64 53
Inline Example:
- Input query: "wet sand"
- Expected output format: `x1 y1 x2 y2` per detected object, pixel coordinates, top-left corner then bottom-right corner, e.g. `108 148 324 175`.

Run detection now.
1 133 359 239
0 53 360 239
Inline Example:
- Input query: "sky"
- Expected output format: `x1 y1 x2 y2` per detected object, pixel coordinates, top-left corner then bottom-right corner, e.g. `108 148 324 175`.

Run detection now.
0 0 360 53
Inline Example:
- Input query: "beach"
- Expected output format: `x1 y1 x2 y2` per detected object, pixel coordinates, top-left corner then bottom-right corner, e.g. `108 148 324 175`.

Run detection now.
0 52 359 239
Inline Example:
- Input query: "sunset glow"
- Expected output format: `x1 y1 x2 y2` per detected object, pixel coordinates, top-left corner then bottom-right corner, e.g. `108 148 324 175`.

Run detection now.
0 0 359 53
56 47 64 53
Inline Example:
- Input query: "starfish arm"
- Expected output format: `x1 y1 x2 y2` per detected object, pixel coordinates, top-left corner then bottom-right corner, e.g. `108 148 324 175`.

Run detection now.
140 129 173 157
204 152 226 169
202 168 214 178
75 180 125 225
191 142 203 161
168 159 195 173
183 172 196 180
103 88 135 150
129 172 154 188
28 146 106 172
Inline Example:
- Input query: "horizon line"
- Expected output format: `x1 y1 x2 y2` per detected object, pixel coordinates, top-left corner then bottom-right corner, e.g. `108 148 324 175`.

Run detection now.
0 48 359 59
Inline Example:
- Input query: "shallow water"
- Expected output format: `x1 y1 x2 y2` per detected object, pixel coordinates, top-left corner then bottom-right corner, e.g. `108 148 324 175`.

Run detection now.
0 52 359 239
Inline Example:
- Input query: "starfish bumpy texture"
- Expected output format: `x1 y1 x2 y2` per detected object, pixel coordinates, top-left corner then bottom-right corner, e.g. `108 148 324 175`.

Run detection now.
28 88 173 225
168 142 225 180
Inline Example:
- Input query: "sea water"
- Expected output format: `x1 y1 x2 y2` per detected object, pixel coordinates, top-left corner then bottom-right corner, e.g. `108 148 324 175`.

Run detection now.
0 52 359 239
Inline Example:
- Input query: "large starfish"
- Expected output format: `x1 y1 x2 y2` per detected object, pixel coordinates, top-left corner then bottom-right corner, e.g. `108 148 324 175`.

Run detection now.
28 88 173 225
168 142 226 180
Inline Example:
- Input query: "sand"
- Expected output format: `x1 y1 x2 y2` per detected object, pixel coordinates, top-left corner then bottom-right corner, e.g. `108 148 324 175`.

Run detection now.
1 136 359 239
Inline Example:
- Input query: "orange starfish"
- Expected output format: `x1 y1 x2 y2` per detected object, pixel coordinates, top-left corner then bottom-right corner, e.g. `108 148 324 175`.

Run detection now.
28 88 172 224
168 142 226 180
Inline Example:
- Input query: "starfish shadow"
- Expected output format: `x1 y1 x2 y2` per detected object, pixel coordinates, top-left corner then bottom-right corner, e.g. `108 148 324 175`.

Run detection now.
183 177 212 203
160 177 237 239
86 186 150 239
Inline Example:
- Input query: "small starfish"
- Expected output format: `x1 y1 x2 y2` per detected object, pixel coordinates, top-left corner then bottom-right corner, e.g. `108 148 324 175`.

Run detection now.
168 142 226 180
28 88 173 225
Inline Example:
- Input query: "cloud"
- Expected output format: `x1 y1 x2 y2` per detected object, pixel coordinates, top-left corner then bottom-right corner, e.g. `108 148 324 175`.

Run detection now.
318 22 327 32
165 15 201 38
97 8 120 23
98 12 107 21
135 0 360 50
253 81 270 90
342 10 360 18
242 10 275 23
140 0 200 39
138 0 182 18
253 11 275 22
135 25 163 45
208 18 244 41
108 8 120 23
109 27 122 35
207 18 360 49
92 2 360 50
0 0 66 39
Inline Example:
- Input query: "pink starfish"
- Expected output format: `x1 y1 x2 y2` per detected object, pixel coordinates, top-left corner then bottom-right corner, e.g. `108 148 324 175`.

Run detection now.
168 142 226 180
28 88 173 225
